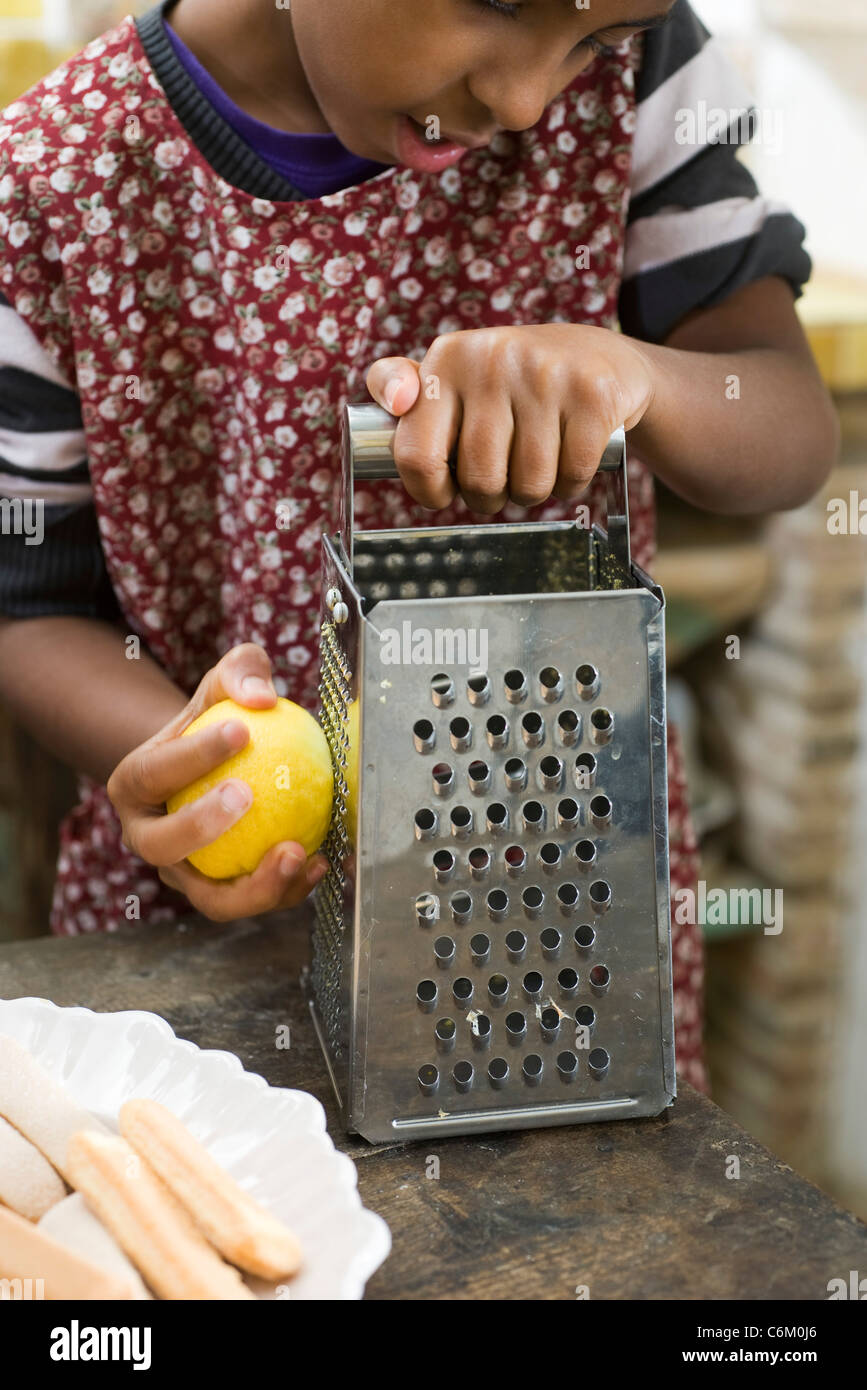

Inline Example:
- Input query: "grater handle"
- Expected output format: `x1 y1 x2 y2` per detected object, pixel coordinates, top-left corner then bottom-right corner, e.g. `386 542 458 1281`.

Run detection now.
339 403 630 572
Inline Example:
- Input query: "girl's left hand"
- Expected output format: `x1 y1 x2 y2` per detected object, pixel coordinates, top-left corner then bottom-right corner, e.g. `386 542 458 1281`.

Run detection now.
365 323 656 515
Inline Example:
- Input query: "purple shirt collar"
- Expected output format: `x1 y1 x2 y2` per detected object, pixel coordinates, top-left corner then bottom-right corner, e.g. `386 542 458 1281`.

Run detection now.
164 19 392 198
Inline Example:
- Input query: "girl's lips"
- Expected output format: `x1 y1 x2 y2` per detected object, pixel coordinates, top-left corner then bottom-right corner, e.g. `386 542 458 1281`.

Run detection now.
393 115 471 172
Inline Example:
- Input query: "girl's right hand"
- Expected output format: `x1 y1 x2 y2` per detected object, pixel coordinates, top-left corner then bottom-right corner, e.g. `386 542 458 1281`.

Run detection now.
106 643 328 923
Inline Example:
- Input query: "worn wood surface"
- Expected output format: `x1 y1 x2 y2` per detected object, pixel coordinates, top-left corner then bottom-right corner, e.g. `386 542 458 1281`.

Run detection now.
1 910 865 1300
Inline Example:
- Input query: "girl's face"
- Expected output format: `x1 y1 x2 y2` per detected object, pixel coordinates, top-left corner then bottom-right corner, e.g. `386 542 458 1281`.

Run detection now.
289 0 674 170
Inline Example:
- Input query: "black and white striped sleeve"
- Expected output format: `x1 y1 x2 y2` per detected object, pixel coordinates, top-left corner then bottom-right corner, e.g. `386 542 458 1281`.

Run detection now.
619 0 812 343
0 290 120 620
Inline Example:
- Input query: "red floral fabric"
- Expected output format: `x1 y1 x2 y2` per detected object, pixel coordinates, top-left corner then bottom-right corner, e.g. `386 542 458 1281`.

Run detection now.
0 15 706 1090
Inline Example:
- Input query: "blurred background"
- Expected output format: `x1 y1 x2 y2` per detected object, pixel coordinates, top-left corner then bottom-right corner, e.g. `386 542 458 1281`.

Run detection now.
1 1 866 1218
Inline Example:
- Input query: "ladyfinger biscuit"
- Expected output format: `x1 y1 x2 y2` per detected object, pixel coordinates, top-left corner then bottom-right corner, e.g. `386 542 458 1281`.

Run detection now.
66 1130 255 1300
0 1115 66 1222
39 1193 151 1300
0 1035 108 1181
0 1204 133 1300
120 1098 303 1280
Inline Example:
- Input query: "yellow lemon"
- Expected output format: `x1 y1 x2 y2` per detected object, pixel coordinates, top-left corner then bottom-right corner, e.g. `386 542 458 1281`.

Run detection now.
342 698 360 839
167 698 334 879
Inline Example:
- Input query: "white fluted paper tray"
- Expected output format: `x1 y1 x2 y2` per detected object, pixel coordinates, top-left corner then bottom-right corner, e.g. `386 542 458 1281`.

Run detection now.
0 996 390 1299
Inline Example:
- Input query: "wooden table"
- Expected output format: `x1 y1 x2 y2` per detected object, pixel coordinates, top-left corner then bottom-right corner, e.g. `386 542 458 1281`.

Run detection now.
1 912 865 1301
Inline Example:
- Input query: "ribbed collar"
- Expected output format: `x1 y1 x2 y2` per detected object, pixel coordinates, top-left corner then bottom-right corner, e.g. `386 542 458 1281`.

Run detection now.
135 0 304 202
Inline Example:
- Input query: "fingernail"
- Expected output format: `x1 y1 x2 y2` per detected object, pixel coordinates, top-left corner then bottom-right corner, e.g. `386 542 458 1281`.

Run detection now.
280 849 306 877
309 861 328 887
384 376 402 414
241 675 274 700
219 781 251 814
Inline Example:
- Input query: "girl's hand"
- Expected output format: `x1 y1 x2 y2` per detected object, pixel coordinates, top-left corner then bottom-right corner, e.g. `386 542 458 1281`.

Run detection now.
366 323 655 514
106 643 328 923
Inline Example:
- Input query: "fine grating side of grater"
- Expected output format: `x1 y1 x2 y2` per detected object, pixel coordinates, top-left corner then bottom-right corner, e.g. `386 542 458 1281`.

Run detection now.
305 403 675 1143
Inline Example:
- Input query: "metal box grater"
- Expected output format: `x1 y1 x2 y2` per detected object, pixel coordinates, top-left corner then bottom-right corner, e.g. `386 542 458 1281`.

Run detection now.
305 402 675 1142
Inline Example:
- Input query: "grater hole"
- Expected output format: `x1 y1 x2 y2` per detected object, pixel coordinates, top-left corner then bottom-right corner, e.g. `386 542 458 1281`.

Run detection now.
575 1004 596 1029
431 762 454 797
449 716 472 751
432 850 455 883
539 754 564 791
589 880 612 912
521 711 544 748
557 1051 578 1079
540 842 561 867
450 891 473 923
467 674 491 706
540 1006 561 1035
450 805 473 839
589 964 611 993
504 757 528 792
470 932 491 963
431 673 455 708
417 980 438 1011
575 923 596 949
557 708 581 746
523 1054 543 1083
575 839 597 867
540 926 562 958
468 846 491 878
505 929 527 962
418 1063 439 1094
590 707 614 744
504 669 527 704
434 936 456 966
505 844 527 874
474 1013 492 1038
576 664 600 699
589 793 612 827
435 1018 457 1054
415 808 437 841
453 977 474 1002
505 1011 526 1041
413 718 436 753
574 752 597 789
488 1057 509 1087
558 967 579 997
485 713 509 749
468 760 491 793
588 1046 610 1077
556 797 580 830
488 973 509 1000
453 1060 474 1090
522 885 544 917
523 970 544 998
486 888 509 920
539 666 563 703
416 892 440 925
522 800 546 832
558 882 579 908
486 802 509 832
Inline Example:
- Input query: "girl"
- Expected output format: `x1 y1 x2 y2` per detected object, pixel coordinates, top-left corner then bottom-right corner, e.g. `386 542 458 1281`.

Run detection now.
0 0 838 1093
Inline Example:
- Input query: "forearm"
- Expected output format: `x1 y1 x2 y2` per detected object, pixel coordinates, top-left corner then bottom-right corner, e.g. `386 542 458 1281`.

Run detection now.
629 340 837 514
0 616 187 783
624 278 839 515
